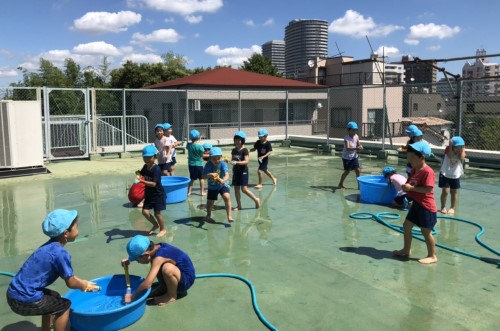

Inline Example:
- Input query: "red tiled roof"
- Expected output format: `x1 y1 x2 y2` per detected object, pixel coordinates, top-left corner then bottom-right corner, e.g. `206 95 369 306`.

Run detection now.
144 67 322 89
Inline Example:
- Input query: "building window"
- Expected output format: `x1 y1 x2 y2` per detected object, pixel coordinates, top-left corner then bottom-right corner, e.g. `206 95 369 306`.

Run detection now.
413 103 418 112
331 107 350 127
437 103 441 111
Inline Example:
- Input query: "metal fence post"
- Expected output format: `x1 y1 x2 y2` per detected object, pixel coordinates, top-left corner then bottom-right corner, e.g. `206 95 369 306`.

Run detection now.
285 91 289 139
326 88 330 145
185 90 189 139
238 90 241 130
456 80 463 136
122 89 127 152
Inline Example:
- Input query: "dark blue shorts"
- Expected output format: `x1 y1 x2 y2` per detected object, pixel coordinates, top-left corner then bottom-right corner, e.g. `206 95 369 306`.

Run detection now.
232 171 249 186
406 202 437 229
258 159 269 171
7 288 70 316
159 163 172 173
189 165 203 180
438 173 461 189
342 158 359 171
157 263 194 297
394 194 408 205
207 186 230 201
170 157 177 165
143 199 166 212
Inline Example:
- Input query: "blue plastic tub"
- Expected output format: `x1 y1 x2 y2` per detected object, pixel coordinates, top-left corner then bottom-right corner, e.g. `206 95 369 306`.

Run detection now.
64 274 151 331
357 175 397 205
161 176 190 204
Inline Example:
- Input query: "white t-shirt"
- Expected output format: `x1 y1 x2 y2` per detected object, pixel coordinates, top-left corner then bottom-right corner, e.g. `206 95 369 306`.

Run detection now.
342 134 359 160
440 147 464 179
166 135 178 159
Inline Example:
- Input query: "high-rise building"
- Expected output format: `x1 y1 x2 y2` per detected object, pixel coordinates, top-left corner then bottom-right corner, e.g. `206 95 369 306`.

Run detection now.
262 40 285 75
401 55 437 91
462 48 500 96
284 19 328 80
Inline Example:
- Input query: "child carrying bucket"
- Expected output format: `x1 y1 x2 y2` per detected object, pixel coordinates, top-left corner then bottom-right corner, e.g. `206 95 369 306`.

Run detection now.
6 209 100 331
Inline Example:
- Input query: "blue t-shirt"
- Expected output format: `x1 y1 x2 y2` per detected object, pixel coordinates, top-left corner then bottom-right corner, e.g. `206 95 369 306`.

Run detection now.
187 142 205 166
203 160 229 190
156 243 195 285
8 241 74 302
141 163 166 203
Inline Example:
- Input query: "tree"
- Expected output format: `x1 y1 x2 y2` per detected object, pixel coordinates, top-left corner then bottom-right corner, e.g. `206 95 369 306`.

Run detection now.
241 53 281 77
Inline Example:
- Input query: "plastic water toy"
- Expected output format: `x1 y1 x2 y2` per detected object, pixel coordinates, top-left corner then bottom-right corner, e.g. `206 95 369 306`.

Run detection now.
161 176 191 204
357 175 397 205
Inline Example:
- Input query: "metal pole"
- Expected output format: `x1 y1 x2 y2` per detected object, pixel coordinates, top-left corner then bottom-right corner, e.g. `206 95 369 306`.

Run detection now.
326 88 330 145
43 87 51 160
122 89 126 152
285 91 289 139
456 80 463 136
238 90 241 130
185 90 189 139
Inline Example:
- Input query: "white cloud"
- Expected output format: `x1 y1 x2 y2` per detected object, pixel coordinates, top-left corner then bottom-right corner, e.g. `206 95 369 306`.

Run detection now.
73 41 121 56
329 10 403 38
375 46 400 58
141 0 223 15
121 53 163 64
164 17 175 23
243 19 255 27
0 67 18 77
185 15 203 24
0 49 15 59
263 18 274 26
205 44 261 67
194 33 201 38
131 29 181 45
72 11 141 34
404 38 420 46
428 45 441 51
18 61 38 71
408 23 460 39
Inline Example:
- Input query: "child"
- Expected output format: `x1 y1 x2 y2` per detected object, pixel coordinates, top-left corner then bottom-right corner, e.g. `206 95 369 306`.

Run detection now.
163 123 182 176
122 235 195 306
231 131 260 210
7 209 99 331
394 141 438 264
439 136 466 215
202 147 234 222
186 129 206 196
202 143 212 162
398 125 424 177
250 128 277 188
154 123 172 176
382 166 409 210
137 145 167 237
338 122 363 189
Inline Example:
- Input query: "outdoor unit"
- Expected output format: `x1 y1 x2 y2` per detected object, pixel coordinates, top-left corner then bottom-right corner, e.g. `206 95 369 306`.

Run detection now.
0 100 44 169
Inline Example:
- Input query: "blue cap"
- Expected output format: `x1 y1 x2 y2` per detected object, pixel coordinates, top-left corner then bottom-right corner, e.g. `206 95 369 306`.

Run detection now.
347 121 358 130
154 123 164 130
142 145 158 157
234 130 246 140
162 123 172 130
189 129 201 140
42 209 78 238
209 147 222 156
127 235 151 262
412 128 423 137
451 136 465 147
258 128 268 137
202 143 212 150
382 166 395 176
409 141 432 158
405 124 418 134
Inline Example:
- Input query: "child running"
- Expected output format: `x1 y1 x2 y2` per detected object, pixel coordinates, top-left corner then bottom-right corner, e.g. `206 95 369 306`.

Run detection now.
122 235 195 306
394 141 438 264
203 147 234 222
6 209 99 331
137 145 167 237
153 123 172 176
439 136 466 215
338 121 363 189
186 129 206 196
250 128 277 188
382 166 409 210
231 131 260 210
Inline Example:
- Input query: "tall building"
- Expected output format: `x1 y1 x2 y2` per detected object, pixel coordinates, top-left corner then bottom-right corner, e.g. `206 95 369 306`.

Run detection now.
284 19 328 80
401 55 437 92
262 40 286 75
462 48 500 96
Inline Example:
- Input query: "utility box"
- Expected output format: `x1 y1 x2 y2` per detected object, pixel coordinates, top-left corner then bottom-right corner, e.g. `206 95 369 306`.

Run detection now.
0 100 44 169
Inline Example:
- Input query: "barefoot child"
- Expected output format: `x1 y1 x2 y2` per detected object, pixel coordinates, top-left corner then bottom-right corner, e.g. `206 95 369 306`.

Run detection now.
202 147 234 222
186 129 206 196
338 122 363 189
7 210 99 331
439 136 466 215
250 128 276 188
137 145 167 237
154 123 172 176
231 131 260 210
202 143 212 162
394 141 438 264
122 235 195 306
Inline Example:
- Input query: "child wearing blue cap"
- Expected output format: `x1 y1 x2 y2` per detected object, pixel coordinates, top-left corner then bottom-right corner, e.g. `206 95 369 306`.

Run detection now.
394 141 438 264
338 122 363 189
136 145 167 237
250 128 277 188
439 136 466 215
122 235 195 306
382 166 409 210
202 143 212 162
186 129 206 196
163 123 182 176
231 131 260 210
154 123 172 176
397 124 424 177
7 209 99 331
203 147 234 222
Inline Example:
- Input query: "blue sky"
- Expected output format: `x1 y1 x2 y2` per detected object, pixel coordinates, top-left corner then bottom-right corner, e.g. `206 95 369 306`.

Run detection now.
0 0 498 86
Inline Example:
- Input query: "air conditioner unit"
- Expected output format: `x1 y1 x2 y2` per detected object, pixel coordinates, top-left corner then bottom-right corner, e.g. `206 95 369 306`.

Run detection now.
0 100 44 168
193 100 201 111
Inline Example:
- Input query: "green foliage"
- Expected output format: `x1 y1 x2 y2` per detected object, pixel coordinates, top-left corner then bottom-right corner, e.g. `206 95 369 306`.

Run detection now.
240 53 281 77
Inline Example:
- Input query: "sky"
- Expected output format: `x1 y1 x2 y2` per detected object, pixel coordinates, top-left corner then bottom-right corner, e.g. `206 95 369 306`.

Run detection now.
1 0 499 86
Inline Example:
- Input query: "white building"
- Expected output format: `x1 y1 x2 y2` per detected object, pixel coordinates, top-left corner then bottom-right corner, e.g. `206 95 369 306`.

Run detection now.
462 49 500 96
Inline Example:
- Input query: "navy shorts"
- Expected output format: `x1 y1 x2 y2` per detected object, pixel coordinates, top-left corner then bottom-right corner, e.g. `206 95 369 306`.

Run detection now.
143 199 166 212
207 186 230 201
7 288 70 316
258 159 269 171
156 263 194 298
406 202 437 229
189 165 203 180
170 157 177 165
438 173 461 189
342 158 360 171
232 171 249 186
159 163 172 173
394 194 408 205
